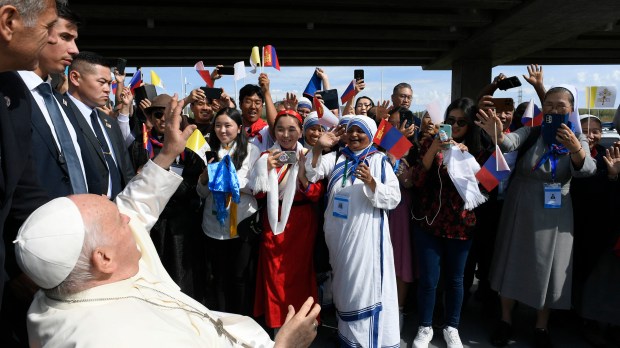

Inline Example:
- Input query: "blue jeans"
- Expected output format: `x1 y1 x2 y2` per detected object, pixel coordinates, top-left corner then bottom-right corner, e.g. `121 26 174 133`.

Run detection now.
414 225 473 328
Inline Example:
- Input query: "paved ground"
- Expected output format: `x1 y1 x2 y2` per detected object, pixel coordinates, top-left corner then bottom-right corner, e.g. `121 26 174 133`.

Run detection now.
310 283 594 348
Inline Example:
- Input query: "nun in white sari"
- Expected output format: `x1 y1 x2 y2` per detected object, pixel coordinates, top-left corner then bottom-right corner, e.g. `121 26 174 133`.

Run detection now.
305 115 401 347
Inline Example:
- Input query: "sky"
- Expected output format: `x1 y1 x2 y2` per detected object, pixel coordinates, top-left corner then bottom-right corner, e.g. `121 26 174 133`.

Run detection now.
126 64 620 113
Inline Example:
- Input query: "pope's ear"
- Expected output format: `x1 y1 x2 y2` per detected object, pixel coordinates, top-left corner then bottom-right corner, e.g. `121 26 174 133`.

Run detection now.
0 6 19 42
91 247 116 275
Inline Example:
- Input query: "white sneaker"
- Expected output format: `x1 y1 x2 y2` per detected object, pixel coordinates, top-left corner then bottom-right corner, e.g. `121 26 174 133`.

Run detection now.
413 326 433 348
443 326 463 348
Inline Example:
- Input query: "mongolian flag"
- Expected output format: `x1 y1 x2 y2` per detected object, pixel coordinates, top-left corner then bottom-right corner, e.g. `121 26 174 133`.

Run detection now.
303 70 322 99
111 81 118 95
373 119 413 159
313 96 338 128
129 69 142 94
263 45 280 71
194 61 214 88
521 98 543 127
340 79 356 104
475 145 511 191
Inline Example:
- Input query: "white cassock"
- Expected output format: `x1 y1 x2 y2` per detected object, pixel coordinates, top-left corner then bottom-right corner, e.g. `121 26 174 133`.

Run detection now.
305 150 401 348
27 161 274 348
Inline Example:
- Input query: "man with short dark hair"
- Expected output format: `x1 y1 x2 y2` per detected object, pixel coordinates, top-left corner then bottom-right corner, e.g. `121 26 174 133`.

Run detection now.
239 73 277 151
391 82 413 109
67 51 135 199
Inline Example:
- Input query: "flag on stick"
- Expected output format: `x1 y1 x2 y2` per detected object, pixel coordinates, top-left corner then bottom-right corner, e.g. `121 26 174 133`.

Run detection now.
521 98 543 127
586 86 617 108
475 145 511 191
303 70 322 99
249 46 261 74
373 119 413 159
194 61 214 87
313 96 338 128
263 45 280 71
129 69 142 94
185 129 211 165
340 79 356 104
233 61 246 81
150 70 164 89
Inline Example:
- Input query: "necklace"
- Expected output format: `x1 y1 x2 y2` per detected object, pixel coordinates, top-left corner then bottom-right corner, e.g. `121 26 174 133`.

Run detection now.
46 285 252 348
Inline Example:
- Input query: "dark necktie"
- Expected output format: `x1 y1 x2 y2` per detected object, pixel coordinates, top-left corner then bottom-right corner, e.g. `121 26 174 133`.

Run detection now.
89 109 121 197
36 83 87 194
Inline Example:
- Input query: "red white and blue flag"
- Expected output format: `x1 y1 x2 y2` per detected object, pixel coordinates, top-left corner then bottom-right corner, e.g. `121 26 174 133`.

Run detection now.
373 119 413 159
194 61 214 87
521 98 543 127
263 45 280 71
340 79 356 104
129 69 142 94
111 81 118 95
475 145 511 191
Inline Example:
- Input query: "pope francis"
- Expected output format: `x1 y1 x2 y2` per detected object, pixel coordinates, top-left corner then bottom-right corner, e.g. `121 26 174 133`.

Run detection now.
13 95 320 348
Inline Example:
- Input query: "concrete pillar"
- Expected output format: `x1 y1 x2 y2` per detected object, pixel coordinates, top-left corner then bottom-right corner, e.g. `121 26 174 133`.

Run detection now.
451 58 492 101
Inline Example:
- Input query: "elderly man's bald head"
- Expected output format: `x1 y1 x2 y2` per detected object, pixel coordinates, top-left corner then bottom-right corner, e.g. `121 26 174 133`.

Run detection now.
15 194 140 295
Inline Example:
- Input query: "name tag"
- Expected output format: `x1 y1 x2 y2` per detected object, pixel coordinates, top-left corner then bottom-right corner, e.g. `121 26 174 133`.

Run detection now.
332 193 349 219
543 183 561 209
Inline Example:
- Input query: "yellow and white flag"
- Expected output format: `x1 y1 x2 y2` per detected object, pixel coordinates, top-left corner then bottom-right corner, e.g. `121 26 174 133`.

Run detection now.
586 86 616 108
249 46 261 74
151 70 164 89
185 129 211 164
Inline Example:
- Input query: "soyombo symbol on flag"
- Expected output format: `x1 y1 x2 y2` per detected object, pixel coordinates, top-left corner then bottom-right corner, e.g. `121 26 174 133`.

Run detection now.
372 119 413 160
263 45 280 71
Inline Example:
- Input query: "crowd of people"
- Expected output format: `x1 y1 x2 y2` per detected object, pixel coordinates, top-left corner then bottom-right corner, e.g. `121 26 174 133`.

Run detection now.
1 1 619 348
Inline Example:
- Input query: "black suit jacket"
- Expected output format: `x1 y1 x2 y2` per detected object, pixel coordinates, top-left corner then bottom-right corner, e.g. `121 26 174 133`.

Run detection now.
10 73 102 198
0 72 49 307
64 96 135 197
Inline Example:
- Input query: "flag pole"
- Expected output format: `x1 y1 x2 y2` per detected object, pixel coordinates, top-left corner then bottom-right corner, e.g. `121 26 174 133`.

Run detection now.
261 46 264 74
381 68 384 103
234 79 238 107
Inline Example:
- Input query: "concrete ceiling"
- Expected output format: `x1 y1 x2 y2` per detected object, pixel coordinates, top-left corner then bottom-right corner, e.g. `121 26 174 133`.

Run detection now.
70 0 620 69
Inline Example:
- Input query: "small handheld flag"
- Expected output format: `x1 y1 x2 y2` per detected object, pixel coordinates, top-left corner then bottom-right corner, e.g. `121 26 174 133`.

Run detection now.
129 69 142 94
263 45 280 71
111 81 118 95
233 61 246 81
475 145 511 191
340 79 356 104
185 129 212 165
194 61 214 88
150 70 164 89
586 86 617 109
313 96 338 128
521 98 543 127
249 46 261 74
303 70 322 99
373 119 413 159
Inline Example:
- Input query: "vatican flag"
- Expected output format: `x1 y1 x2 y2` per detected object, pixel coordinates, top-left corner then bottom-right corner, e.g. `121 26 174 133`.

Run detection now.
185 129 211 164
151 70 164 89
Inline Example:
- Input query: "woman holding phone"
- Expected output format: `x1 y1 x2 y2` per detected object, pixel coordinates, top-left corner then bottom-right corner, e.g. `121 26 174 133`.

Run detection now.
196 107 260 315
477 87 596 347
409 98 486 348
250 109 323 333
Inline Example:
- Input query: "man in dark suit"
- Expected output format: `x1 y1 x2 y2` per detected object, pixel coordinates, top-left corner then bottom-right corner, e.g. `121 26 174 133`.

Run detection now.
66 52 135 199
17 4 101 199
0 0 62 311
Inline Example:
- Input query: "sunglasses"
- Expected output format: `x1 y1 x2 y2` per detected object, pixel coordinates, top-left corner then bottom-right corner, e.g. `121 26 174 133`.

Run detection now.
152 110 165 119
445 118 468 127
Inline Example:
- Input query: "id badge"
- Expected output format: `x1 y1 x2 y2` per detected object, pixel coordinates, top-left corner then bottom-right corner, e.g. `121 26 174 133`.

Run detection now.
332 193 349 219
170 163 184 176
543 183 561 209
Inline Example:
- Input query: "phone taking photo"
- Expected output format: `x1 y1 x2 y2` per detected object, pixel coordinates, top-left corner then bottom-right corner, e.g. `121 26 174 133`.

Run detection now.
200 87 223 100
496 76 522 91
354 69 364 81
439 124 452 148
217 66 234 75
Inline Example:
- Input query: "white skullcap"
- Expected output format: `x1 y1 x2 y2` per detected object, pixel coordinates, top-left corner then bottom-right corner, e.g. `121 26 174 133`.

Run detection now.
348 115 378 140
297 97 312 110
14 197 85 289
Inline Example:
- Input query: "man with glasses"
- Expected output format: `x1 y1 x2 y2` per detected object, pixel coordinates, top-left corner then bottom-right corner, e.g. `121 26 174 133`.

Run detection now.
391 82 413 109
66 52 134 199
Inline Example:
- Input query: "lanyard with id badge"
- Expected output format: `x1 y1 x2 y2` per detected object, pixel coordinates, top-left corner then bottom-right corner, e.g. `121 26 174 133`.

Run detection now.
535 154 562 209
333 159 354 219
536 113 570 209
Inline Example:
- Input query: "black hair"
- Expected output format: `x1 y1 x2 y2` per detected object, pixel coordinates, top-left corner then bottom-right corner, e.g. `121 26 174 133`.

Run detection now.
69 51 111 75
544 87 575 109
355 96 375 108
57 3 82 27
444 97 482 155
392 82 412 95
239 84 264 105
208 108 249 170
388 105 409 117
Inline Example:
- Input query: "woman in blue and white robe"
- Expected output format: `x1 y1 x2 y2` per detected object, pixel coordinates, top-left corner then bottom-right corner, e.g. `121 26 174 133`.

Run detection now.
305 115 401 347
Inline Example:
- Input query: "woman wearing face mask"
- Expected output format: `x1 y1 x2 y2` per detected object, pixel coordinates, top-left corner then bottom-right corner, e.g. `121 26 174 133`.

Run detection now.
196 107 261 315
306 115 401 348
250 110 323 333
409 98 486 348
477 87 596 348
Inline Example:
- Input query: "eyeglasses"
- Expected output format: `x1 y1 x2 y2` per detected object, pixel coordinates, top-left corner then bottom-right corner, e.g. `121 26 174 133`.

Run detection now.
445 118 468 127
397 94 412 101
152 110 165 119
